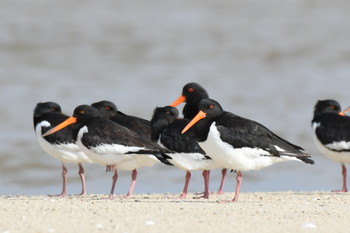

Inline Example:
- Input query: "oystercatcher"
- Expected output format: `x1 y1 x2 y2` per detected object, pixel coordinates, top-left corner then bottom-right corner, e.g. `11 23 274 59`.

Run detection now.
91 100 173 183
33 102 92 196
312 99 350 192
182 98 314 202
151 106 220 198
170 82 228 194
43 105 168 199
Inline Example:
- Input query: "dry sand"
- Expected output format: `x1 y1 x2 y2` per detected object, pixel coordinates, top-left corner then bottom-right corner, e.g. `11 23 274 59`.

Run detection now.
0 192 349 233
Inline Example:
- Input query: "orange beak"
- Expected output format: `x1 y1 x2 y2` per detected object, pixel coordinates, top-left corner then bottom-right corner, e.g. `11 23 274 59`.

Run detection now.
181 110 206 134
43 116 77 137
339 106 350 116
170 95 186 107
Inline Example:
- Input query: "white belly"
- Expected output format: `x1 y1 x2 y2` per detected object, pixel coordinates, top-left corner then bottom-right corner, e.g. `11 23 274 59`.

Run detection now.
167 152 220 171
35 122 92 164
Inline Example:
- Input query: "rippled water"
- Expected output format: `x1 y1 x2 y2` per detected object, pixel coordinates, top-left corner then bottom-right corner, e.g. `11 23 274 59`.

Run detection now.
1 0 350 195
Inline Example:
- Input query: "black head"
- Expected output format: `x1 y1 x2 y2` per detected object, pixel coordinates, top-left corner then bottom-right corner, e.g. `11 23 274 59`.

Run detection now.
34 102 62 118
150 106 179 141
182 82 209 104
73 105 103 124
198 98 224 119
151 106 179 125
181 98 223 135
313 99 341 117
91 100 118 118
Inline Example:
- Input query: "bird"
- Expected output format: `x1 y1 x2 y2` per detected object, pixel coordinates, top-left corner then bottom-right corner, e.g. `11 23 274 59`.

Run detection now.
91 100 151 139
43 105 169 199
312 99 350 192
170 82 228 194
33 102 92 196
150 106 220 199
182 98 314 202
91 100 173 170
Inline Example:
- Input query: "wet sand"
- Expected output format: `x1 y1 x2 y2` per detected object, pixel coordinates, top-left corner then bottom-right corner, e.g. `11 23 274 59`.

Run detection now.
0 192 349 233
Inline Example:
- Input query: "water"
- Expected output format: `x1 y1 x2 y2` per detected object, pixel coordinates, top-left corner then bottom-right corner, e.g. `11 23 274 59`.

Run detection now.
1 0 350 195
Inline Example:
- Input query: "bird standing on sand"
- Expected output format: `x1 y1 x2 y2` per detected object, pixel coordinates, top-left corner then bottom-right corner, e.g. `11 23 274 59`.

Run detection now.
312 99 350 192
170 82 228 194
92 100 155 193
182 98 314 202
43 105 168 199
151 106 220 199
33 102 92 196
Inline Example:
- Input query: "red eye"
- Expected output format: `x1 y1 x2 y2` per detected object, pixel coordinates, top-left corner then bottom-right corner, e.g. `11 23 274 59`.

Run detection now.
209 104 214 109
330 106 335 110
188 88 194 93
105 106 111 111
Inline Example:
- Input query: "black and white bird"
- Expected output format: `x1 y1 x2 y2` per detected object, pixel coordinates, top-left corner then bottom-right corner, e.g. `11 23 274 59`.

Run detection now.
312 99 350 192
170 82 228 194
33 102 92 196
151 106 220 199
43 105 169 199
182 98 314 202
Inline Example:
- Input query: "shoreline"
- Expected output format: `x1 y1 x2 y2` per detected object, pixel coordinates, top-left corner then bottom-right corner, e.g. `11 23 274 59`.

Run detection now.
1 192 349 233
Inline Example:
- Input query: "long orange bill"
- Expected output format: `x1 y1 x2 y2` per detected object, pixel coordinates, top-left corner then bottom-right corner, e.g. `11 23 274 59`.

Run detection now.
43 116 77 137
339 106 350 116
170 95 186 107
181 110 206 134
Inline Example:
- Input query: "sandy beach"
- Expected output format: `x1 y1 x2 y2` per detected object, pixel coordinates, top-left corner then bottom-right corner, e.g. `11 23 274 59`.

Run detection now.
0 192 349 233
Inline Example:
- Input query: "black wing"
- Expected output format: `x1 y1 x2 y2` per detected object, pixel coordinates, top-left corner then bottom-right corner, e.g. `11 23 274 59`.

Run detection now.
82 118 168 154
216 112 312 163
160 119 206 155
110 112 151 139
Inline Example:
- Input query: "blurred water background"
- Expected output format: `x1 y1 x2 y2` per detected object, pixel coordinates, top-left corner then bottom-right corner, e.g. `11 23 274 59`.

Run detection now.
1 0 350 196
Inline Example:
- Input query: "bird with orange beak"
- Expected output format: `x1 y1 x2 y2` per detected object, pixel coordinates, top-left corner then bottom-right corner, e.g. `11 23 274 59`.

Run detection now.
182 98 314 202
312 99 350 192
170 82 228 194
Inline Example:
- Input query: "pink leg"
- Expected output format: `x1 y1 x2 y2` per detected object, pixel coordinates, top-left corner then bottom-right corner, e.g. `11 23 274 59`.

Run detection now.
78 163 87 196
231 171 242 202
179 171 191 199
217 168 227 194
333 164 348 192
108 168 118 200
50 163 68 197
197 170 210 199
342 164 348 192
125 169 137 197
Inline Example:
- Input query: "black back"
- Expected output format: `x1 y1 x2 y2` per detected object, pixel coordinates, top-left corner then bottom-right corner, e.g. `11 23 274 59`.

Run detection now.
91 100 151 139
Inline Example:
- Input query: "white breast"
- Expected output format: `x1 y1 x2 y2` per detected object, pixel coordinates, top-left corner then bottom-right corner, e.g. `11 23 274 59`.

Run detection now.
35 121 92 164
